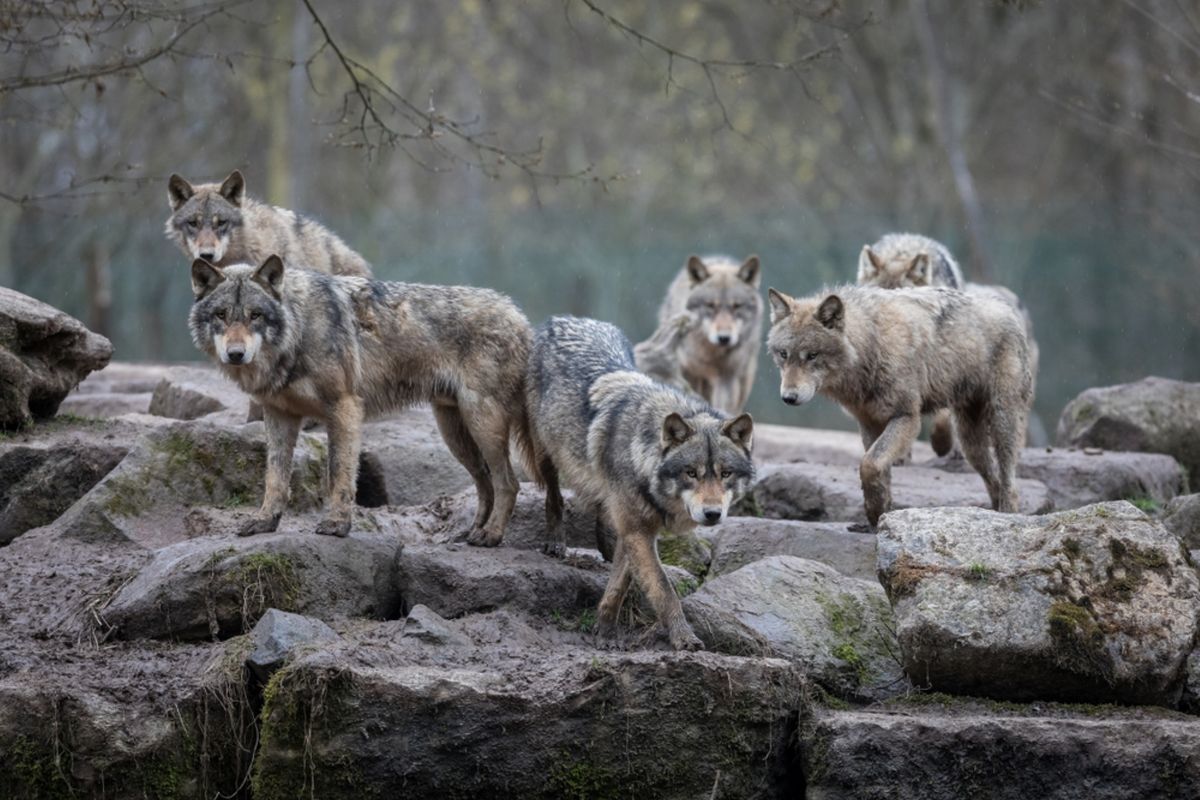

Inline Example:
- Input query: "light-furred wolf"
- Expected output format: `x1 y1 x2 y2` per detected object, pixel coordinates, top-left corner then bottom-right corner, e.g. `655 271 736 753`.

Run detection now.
857 231 1040 455
526 316 755 650
767 284 1032 529
188 256 532 542
167 170 372 277
655 255 763 414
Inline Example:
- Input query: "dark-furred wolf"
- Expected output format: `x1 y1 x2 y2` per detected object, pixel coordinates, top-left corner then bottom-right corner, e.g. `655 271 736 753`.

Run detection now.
188 256 532 542
767 285 1032 529
526 316 755 650
167 170 372 277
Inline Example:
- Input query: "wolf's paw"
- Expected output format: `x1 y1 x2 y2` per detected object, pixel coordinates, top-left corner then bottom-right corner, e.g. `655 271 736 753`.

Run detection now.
668 624 704 652
466 527 504 547
542 540 567 559
237 513 281 537
846 522 874 534
315 516 351 538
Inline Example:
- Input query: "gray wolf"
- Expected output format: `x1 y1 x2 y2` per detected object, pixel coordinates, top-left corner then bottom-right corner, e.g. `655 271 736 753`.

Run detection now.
767 285 1032 529
633 310 697 394
188 256 532 542
526 315 755 650
167 170 372 277
857 232 1040 454
655 255 763 414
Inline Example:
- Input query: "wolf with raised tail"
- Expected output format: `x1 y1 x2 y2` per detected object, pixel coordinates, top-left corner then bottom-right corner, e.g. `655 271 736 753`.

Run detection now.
188 256 532 542
526 315 755 650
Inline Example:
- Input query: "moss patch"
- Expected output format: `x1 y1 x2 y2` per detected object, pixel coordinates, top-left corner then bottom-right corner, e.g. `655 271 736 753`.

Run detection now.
1047 600 1112 681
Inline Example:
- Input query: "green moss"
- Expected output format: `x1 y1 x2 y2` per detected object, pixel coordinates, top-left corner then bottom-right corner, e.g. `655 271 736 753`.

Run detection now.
102 475 154 517
1047 600 1111 680
656 530 710 579
815 592 886 690
2 735 73 797
1126 496 1160 514
545 756 618 800
965 562 990 581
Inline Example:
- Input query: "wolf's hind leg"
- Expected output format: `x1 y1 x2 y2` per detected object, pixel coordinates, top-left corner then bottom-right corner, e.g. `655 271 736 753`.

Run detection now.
930 408 959 459
541 457 566 558
461 401 520 547
433 404 493 532
859 413 920 529
315 395 363 537
595 536 631 642
989 405 1025 513
239 405 301 536
955 406 1003 510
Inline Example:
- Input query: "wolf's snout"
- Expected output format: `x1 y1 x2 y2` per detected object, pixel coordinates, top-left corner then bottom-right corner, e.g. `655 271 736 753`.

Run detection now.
782 392 801 405
226 346 246 364
200 251 216 262
716 333 733 346
702 508 723 525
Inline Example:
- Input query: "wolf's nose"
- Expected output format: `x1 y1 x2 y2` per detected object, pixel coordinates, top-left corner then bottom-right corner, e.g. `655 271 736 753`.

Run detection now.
782 393 800 405
702 508 722 525
226 348 245 364
200 252 216 262
716 334 732 346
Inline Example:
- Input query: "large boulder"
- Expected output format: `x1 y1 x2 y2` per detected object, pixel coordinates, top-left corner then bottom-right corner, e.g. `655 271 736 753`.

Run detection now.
148 365 250 422
103 530 401 640
1164 494 1200 550
251 645 805 799
356 410 476 506
1057 377 1200 485
805 705 1200 800
741 462 1052 524
877 502 1200 706
684 556 904 701
707 517 877 581
0 287 113 429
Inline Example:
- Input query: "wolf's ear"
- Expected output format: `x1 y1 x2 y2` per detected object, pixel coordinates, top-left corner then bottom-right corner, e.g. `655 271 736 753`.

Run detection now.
721 412 754 452
253 255 285 298
737 255 761 287
906 254 929 284
191 259 225 300
219 170 245 206
661 412 694 450
767 288 793 323
857 246 885 281
816 294 845 330
168 174 194 210
685 256 709 285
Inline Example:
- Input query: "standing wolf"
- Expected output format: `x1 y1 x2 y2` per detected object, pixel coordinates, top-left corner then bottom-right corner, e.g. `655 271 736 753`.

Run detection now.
166 170 372 277
857 232 1040 455
188 256 531 542
526 316 755 650
767 285 1032 529
655 255 763 414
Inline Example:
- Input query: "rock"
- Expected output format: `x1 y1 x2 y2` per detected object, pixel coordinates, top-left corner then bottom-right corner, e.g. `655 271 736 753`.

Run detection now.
708 517 877 581
753 422 934 466
931 447 1185 512
72 361 177 395
397 544 606 619
58 390 152 418
400 603 470 647
656 527 712 577
148 365 250 422
104 531 401 640
405 484 602 551
741 462 1052 524
684 556 904 701
805 706 1200 800
1164 494 1200 549
356 410 476 506
877 502 1200 706
1057 377 1200 485
246 608 340 683
251 646 804 799
0 286 113 429
1184 648 1200 713
52 420 327 549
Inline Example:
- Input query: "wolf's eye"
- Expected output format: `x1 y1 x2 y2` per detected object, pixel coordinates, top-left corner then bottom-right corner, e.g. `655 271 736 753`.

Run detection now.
775 348 788 360
215 218 228 231
685 468 699 479
706 302 717 311
731 302 742 311
805 352 818 363
187 218 200 229
213 309 227 321
250 310 263 321
718 468 732 479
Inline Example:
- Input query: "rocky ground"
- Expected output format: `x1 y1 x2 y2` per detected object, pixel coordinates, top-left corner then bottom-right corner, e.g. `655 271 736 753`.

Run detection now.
1 353 1199 798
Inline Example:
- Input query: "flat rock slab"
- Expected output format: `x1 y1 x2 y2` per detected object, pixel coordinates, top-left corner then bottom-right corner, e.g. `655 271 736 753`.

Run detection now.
708 517 877 581
806 707 1200 800
148 365 251 422
741 461 1052 524
877 502 1200 706
252 647 804 799
58 390 152 418
754 422 934 466
930 446 1185 511
1057 376 1200 486
104 530 401 640
0 286 113 430
685 555 905 701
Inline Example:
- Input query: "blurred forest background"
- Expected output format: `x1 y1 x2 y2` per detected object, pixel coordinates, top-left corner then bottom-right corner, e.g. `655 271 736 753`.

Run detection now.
1 0 1198 430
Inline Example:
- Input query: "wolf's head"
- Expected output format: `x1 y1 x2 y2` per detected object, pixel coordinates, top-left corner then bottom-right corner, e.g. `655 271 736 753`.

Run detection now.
857 244 934 289
656 412 755 526
766 288 855 406
166 171 246 264
188 255 287 367
682 255 762 349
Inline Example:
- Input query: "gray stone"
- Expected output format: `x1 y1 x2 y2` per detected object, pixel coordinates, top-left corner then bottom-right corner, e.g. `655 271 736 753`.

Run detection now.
684 555 905 701
753 421 934 466
406 484 603 551
1164 493 1200 550
0 441 127 544
400 603 470 647
246 608 340 682
148 365 250 422
356 410 476 506
58 390 152 418
741 461 1052 524
877 502 1200 706
708 517 877 581
1057 376 1200 485
806 707 1200 800
104 531 401 640
0 286 113 429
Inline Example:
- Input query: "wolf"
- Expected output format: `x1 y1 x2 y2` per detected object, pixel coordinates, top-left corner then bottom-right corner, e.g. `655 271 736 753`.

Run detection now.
166 170 372 277
655 255 763 414
526 315 755 650
766 285 1032 529
857 232 1040 454
188 255 532 542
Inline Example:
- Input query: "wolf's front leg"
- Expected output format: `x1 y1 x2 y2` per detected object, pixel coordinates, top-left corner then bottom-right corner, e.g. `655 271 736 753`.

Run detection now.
858 413 920 530
595 536 630 644
238 405 301 536
613 507 702 650
315 394 364 537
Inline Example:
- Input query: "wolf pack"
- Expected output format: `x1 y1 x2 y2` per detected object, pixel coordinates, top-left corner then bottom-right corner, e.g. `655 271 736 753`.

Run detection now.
167 170 1036 651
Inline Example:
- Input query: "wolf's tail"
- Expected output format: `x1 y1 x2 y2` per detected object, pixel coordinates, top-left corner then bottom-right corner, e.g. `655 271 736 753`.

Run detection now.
512 378 545 488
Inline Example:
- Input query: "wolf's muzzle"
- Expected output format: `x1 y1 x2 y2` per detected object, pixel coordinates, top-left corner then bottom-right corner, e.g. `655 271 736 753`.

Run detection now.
225 345 247 364
701 508 723 525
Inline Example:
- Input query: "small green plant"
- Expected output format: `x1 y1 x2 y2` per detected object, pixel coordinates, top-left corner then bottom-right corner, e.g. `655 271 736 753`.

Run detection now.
965 562 991 581
1126 496 1160 514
